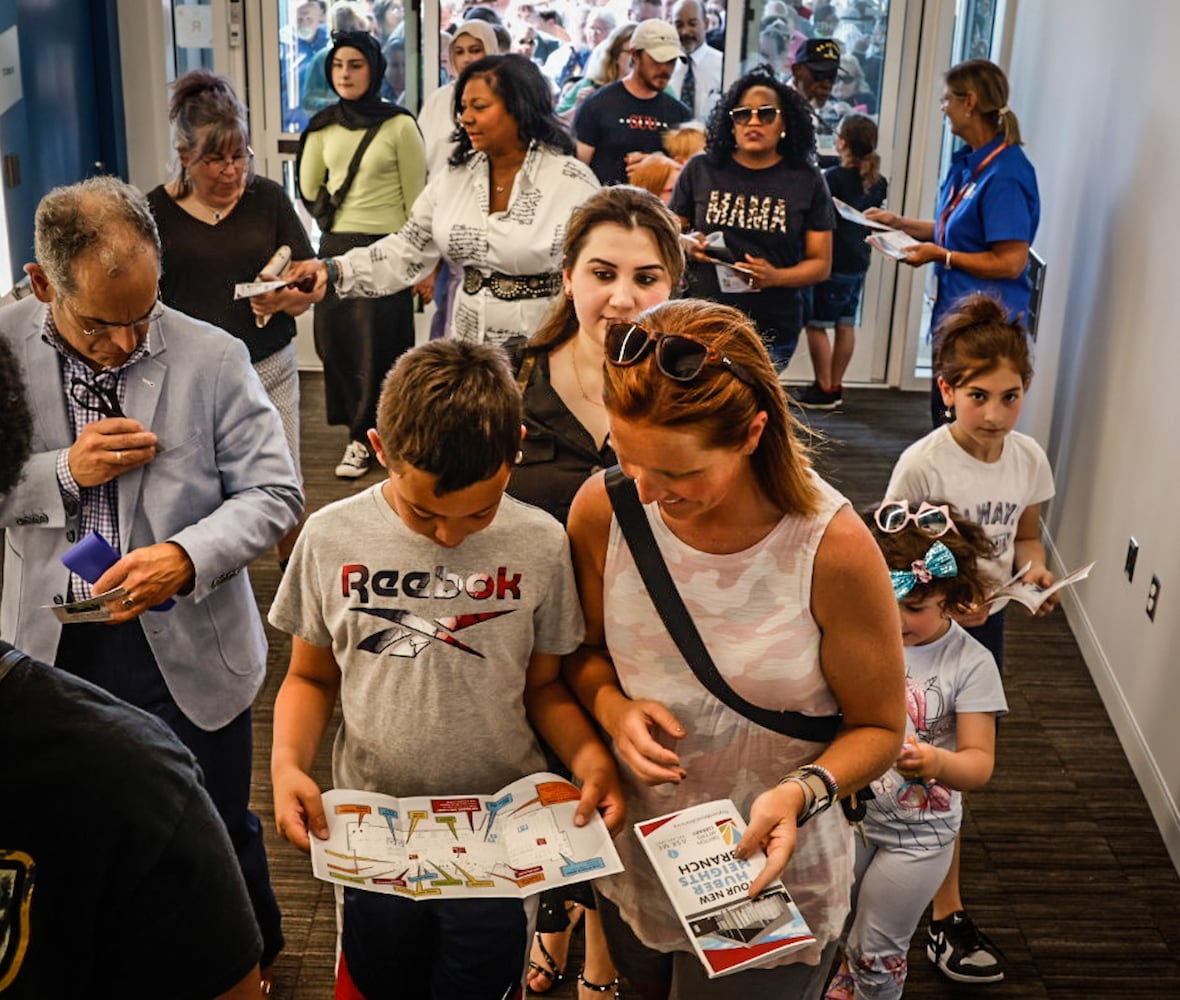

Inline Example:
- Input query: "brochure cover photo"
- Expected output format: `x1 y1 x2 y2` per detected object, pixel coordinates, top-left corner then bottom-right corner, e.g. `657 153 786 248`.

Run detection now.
635 799 816 978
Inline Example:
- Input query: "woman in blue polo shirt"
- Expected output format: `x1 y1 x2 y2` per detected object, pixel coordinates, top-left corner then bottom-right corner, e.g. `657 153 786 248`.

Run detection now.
866 59 1039 426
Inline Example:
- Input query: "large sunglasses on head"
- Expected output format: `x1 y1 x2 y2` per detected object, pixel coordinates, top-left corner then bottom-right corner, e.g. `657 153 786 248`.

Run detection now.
604 322 760 395
729 105 782 126
874 500 959 539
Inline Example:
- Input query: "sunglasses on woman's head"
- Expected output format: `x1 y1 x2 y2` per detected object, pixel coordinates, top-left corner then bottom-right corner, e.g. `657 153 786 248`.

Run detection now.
604 322 760 395
728 105 782 126
874 500 959 538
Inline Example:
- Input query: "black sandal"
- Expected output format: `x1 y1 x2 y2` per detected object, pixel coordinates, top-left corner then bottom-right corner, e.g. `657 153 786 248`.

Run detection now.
527 933 565 992
578 972 620 996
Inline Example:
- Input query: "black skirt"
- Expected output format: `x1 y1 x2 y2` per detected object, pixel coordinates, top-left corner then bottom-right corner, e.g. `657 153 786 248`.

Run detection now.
314 230 415 441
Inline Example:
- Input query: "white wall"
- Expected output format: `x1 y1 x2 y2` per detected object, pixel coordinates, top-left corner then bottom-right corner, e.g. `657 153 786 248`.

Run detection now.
1006 0 1180 868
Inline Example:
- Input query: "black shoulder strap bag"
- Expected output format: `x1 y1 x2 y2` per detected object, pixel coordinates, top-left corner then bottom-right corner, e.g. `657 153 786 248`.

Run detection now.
604 466 873 821
309 124 382 232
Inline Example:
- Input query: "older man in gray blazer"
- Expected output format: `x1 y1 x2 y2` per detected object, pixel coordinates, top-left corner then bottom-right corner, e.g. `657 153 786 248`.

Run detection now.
0 176 302 973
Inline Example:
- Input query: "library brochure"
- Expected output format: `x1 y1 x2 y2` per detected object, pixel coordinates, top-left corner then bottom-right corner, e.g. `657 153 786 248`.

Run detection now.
982 560 1095 612
635 799 815 978
865 227 920 260
309 771 622 900
833 197 894 230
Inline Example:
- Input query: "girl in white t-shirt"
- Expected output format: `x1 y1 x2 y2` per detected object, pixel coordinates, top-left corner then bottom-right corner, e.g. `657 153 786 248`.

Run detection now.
824 501 1007 1000
887 292 1056 670
885 292 1055 985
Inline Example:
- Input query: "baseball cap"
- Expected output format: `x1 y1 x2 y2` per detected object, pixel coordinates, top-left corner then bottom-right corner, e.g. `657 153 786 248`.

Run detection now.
794 37 841 71
630 19 686 62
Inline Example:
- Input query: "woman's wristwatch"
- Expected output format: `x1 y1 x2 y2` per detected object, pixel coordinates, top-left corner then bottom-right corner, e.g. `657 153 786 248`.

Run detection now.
323 257 340 290
779 763 840 826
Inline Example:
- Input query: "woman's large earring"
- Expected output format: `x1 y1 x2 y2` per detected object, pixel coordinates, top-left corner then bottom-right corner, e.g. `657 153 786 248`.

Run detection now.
944 405 955 422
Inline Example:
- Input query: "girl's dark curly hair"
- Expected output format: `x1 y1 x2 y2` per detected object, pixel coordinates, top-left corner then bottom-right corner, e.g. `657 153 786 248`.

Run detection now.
449 54 574 166
704 64 816 169
862 500 998 613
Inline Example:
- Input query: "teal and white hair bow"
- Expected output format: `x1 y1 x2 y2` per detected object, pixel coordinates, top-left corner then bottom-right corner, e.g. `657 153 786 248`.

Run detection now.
890 540 958 600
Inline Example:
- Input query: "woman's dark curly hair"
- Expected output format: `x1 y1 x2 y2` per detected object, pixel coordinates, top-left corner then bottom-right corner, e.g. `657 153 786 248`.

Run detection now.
862 500 998 613
704 64 816 169
449 54 574 166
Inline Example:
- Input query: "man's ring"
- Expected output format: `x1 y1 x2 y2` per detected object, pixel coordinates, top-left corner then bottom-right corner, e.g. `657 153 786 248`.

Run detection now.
115 450 123 464
121 596 135 609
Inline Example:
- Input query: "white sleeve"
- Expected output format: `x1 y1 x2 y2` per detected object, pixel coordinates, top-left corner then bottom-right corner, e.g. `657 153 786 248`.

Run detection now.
335 181 442 296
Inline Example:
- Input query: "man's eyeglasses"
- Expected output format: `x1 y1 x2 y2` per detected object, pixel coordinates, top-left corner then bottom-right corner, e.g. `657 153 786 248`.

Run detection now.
874 500 959 539
200 149 253 174
605 322 760 395
69 295 164 339
729 105 781 126
70 372 124 419
810 67 838 83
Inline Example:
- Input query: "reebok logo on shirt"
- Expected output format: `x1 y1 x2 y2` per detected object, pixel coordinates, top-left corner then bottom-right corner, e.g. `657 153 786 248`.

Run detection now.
342 563 523 602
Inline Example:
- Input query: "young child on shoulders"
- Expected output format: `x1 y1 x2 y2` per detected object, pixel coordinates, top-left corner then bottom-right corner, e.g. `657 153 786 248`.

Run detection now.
268 340 623 998
824 499 1008 1000
796 113 888 410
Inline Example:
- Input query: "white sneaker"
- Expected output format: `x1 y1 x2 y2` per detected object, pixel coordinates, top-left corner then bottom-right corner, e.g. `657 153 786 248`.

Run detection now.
335 440 370 479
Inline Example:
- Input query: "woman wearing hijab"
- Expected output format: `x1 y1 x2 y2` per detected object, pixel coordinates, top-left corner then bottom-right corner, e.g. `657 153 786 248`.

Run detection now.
295 30 426 479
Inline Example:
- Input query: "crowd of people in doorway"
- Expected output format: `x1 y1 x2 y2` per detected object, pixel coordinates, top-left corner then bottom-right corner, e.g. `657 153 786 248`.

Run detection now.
1 0 1049 995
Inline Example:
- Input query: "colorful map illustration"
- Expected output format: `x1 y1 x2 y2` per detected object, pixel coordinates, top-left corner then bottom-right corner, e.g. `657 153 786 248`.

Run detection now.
311 772 623 899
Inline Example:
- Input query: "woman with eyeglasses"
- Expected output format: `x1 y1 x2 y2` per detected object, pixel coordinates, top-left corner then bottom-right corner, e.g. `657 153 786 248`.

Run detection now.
672 66 835 374
563 298 906 998
147 69 314 563
865 58 1040 428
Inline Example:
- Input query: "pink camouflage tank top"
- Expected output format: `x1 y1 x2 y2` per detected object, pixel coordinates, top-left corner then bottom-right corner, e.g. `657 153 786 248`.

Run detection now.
596 473 854 964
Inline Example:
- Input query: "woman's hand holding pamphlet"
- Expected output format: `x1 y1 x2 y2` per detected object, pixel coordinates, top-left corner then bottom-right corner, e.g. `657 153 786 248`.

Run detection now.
635 799 815 978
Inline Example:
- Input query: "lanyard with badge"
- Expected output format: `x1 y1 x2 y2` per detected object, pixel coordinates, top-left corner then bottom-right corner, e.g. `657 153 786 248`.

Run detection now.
936 141 1008 245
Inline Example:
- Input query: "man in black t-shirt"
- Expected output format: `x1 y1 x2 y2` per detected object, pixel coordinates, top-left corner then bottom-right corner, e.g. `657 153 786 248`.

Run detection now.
573 19 692 185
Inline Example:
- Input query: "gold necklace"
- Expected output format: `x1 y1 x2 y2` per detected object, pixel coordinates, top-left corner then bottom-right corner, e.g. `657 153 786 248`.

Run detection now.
571 336 605 408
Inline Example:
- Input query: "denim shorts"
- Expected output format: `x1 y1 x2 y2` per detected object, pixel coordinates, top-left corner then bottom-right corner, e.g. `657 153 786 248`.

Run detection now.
807 271 866 328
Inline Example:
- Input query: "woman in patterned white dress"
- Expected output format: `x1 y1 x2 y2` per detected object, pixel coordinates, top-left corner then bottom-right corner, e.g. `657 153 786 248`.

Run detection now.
268 54 600 347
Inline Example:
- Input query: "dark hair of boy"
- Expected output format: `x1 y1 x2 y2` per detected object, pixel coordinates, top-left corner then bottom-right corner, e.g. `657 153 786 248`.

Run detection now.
863 500 997 612
375 339 523 495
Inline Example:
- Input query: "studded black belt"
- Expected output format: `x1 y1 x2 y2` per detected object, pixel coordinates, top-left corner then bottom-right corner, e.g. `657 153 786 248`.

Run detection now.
461 266 562 301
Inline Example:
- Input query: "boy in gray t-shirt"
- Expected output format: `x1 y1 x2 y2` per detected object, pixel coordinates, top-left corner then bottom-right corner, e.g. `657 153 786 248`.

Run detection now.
269 340 623 997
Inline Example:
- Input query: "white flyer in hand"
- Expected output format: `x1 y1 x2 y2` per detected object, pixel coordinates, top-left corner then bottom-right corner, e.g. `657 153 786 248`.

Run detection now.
635 799 815 978
44 587 128 624
865 229 920 260
309 772 622 900
233 280 290 300
833 198 893 230
982 560 1095 613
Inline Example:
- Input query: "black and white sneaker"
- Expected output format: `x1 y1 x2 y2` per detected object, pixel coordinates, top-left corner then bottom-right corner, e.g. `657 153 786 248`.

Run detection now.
794 382 844 410
335 440 370 479
927 910 1005 983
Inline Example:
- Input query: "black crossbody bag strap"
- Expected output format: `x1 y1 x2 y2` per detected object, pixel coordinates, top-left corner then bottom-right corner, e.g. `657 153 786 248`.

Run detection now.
604 466 841 744
330 124 382 214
